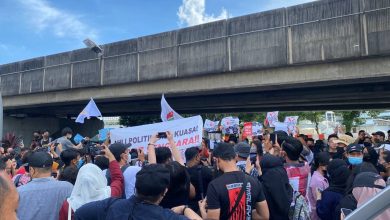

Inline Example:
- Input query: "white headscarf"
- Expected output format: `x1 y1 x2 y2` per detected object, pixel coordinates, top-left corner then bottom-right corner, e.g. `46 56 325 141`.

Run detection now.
67 163 111 211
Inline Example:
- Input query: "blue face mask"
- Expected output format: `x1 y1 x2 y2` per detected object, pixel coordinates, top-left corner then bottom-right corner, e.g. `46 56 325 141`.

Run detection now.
348 156 363 165
77 159 84 169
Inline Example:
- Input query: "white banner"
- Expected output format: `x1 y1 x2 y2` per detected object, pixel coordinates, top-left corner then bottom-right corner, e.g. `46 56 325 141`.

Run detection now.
111 116 203 156
284 116 299 125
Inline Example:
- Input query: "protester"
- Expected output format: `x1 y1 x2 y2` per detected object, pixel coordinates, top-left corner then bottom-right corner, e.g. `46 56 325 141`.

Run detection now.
0 172 19 220
363 146 386 176
94 155 109 170
60 148 82 168
340 172 390 219
355 130 366 145
201 143 269 220
258 153 292 220
17 151 73 220
58 166 79 185
41 130 52 146
327 134 344 159
316 159 350 220
74 164 201 220
1 155 15 178
373 131 386 144
346 144 364 167
59 145 124 220
12 150 32 187
234 142 259 177
57 127 84 153
308 152 330 220
105 143 130 187
185 146 213 212
281 136 310 196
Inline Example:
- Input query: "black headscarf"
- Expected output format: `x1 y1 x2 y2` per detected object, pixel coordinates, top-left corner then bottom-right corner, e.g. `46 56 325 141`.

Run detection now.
326 159 350 193
260 154 293 219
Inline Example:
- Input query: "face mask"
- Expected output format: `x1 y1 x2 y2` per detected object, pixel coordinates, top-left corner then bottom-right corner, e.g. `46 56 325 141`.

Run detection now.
363 142 371 147
77 159 84 169
348 156 363 165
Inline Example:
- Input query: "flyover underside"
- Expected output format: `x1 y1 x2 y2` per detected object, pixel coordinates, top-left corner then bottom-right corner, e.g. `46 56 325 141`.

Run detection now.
3 57 390 116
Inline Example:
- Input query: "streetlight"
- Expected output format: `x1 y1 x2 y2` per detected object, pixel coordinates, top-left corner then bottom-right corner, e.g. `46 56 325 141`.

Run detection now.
83 38 103 55
83 38 104 85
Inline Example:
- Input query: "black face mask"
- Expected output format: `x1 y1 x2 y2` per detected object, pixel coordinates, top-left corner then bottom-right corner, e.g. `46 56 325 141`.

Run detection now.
363 142 372 147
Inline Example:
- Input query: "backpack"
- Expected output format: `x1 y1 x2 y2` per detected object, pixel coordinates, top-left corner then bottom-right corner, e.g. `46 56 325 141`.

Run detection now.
289 191 310 220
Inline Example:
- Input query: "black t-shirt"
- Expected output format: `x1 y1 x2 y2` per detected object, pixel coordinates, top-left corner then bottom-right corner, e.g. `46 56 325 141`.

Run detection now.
187 165 213 211
207 171 266 220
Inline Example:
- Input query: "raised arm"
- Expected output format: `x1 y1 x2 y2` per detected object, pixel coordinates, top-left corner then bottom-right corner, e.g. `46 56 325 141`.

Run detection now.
167 131 184 166
147 133 159 164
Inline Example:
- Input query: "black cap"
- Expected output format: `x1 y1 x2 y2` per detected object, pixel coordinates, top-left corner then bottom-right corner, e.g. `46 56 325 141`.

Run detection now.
109 143 130 161
185 147 200 161
315 152 330 166
28 151 53 168
353 172 385 189
213 143 236 160
347 144 363 153
374 131 385 138
234 142 250 158
135 164 170 196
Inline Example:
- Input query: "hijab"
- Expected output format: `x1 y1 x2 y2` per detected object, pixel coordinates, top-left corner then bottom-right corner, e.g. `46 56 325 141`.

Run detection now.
326 159 350 193
67 164 111 211
352 172 389 220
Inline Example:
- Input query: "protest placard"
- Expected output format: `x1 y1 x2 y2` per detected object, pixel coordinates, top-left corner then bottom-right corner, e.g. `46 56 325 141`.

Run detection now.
242 122 253 139
252 122 263 136
73 134 84 144
284 116 299 125
266 111 279 127
99 128 113 141
204 119 219 132
274 122 289 133
221 117 239 134
110 116 203 156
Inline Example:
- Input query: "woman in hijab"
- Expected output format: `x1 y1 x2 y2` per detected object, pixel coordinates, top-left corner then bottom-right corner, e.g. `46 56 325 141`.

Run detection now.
341 172 390 220
316 159 350 220
258 154 293 220
59 146 124 220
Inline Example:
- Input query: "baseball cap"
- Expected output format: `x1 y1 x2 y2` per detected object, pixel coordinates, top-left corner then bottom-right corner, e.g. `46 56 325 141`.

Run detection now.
28 151 53 168
234 142 250 158
346 143 363 153
353 172 385 189
109 143 131 161
334 134 354 146
135 164 170 196
213 143 236 160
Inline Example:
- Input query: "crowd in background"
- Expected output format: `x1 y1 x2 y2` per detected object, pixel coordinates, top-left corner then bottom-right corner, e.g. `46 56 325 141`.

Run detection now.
1 127 390 220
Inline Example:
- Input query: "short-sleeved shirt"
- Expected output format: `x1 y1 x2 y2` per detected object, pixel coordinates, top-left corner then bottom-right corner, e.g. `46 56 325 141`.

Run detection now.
207 171 266 220
17 177 73 220
123 166 141 198
57 137 74 152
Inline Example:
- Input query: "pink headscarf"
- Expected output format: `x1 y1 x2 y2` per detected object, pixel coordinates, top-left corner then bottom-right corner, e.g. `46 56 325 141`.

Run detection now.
352 179 390 220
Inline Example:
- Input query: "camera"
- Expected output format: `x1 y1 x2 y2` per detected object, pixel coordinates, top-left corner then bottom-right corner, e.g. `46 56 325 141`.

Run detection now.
158 132 167 138
81 140 103 157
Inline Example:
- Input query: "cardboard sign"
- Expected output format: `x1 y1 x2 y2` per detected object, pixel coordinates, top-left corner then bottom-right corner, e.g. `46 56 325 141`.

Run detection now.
204 119 219 132
274 122 289 133
111 116 203 155
266 111 279 127
221 117 240 134
284 116 299 125
242 122 253 139
243 122 264 139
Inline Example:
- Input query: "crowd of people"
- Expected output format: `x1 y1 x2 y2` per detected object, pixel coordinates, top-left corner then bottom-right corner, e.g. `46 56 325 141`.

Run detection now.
1 127 390 220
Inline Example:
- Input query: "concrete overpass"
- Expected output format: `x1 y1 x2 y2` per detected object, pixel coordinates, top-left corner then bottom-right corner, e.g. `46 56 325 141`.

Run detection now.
1 0 390 141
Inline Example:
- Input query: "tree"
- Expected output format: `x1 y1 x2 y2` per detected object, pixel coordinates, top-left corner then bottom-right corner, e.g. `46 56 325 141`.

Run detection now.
296 111 326 134
336 110 381 132
119 115 161 127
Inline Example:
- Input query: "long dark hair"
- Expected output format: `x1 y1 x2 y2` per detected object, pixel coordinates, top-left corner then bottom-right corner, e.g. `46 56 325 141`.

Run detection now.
165 161 190 194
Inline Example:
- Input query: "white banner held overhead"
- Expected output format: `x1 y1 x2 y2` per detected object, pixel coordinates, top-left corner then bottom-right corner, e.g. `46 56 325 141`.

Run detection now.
111 116 203 154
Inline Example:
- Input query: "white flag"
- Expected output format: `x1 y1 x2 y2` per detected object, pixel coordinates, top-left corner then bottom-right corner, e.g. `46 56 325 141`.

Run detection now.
76 98 102 123
161 94 183 122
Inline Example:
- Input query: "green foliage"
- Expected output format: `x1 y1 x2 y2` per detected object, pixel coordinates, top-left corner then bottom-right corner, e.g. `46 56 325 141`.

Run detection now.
119 115 161 127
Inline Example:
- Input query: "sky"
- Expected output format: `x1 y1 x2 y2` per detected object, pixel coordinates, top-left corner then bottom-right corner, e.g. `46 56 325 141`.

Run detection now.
0 0 314 64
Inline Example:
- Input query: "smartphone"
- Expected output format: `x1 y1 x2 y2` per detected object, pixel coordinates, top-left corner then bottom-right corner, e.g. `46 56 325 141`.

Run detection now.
270 133 277 144
250 153 257 165
341 208 353 217
158 132 167 138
